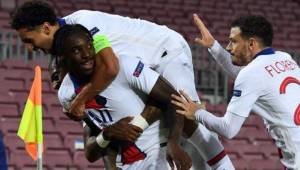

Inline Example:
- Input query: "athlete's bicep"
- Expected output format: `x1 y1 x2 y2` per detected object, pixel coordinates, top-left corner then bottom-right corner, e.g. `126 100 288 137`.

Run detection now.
148 77 179 108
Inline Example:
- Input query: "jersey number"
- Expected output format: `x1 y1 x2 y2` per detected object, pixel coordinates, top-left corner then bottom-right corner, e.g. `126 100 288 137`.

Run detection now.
279 76 300 125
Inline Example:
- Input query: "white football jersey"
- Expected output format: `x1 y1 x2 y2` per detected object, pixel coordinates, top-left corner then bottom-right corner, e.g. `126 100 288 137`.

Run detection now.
226 48 300 168
61 10 184 67
58 56 168 165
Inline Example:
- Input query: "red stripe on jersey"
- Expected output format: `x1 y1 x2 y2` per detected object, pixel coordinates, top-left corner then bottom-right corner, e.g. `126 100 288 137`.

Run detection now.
279 77 300 94
75 86 105 109
207 150 226 166
294 104 300 125
121 142 146 164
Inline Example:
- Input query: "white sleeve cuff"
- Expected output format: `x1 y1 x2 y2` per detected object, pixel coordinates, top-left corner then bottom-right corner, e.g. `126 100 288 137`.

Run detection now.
130 115 149 130
195 109 246 139
96 131 110 148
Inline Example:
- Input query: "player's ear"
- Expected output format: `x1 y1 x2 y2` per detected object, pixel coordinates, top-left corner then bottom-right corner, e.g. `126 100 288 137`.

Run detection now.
41 22 52 35
248 37 256 50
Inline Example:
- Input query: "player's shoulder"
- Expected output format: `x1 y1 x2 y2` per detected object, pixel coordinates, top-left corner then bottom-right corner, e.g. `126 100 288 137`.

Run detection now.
275 50 293 59
59 73 73 86
58 74 75 98
235 61 263 85
63 10 101 21
118 56 141 69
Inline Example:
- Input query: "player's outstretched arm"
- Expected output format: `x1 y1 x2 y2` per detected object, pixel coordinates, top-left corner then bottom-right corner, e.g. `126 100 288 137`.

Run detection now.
69 47 119 119
172 90 246 139
193 13 215 48
193 13 242 78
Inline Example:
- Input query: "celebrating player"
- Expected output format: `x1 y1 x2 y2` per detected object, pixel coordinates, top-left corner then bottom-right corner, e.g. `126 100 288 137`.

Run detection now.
172 15 300 169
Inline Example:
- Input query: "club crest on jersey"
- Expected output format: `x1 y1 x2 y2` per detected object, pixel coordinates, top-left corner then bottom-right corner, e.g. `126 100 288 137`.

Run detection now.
233 89 242 97
90 27 100 36
133 61 144 77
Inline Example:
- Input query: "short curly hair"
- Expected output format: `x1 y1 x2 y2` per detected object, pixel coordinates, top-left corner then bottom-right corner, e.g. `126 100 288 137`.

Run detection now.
10 0 57 30
231 15 273 47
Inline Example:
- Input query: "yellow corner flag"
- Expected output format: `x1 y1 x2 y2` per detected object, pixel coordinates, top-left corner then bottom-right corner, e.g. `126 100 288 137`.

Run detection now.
17 66 43 160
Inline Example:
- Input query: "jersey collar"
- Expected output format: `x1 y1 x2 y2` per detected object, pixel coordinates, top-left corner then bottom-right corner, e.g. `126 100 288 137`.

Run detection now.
57 18 66 27
254 47 275 58
69 73 89 89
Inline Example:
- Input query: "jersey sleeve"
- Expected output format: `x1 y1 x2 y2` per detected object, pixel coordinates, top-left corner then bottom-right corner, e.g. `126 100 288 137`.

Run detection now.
195 109 246 139
226 69 263 117
69 10 112 53
208 41 243 78
120 57 159 95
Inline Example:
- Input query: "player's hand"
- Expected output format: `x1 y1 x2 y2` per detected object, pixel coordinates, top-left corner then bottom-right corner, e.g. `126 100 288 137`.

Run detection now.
103 117 143 142
171 90 204 120
193 13 215 48
68 98 86 120
166 141 192 170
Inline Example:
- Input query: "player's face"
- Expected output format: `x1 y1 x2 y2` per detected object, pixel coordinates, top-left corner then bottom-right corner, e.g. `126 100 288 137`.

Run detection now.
18 23 53 53
226 27 252 66
64 33 95 78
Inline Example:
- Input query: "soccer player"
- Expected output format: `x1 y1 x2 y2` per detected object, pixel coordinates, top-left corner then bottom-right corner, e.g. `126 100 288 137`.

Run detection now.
172 15 300 169
10 1 234 169
55 24 191 170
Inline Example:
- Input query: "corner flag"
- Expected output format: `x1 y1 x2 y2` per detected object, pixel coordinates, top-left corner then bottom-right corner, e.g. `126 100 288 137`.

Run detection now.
17 66 43 161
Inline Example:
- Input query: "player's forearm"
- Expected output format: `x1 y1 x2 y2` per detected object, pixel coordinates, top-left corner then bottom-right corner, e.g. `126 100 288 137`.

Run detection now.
148 77 185 142
85 136 107 162
195 110 245 139
140 100 162 125
166 107 185 142
75 55 119 103
140 99 184 142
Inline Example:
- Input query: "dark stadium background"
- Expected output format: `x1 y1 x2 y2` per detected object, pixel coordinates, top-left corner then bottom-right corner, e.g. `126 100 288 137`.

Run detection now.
0 0 299 169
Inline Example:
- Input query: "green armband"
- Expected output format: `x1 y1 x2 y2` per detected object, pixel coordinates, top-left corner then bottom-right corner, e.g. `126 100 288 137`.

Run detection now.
93 34 111 53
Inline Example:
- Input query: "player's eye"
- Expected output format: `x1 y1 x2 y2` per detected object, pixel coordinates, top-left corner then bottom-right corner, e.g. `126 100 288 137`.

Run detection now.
73 48 80 54
87 44 91 49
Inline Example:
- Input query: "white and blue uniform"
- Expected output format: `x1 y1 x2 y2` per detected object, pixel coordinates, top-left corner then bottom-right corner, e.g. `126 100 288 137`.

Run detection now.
208 42 300 169
59 10 233 169
58 57 171 170
60 10 198 100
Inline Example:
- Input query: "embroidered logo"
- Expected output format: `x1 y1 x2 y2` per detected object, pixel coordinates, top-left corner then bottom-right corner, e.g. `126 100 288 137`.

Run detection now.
133 61 144 77
233 89 242 97
89 27 100 36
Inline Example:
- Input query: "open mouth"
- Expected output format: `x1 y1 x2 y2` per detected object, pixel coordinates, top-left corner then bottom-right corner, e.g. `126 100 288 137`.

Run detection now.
81 60 94 70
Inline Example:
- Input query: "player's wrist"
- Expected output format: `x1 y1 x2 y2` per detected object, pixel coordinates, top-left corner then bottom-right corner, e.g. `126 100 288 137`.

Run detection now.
130 115 149 130
167 138 181 147
96 131 110 148
102 127 111 140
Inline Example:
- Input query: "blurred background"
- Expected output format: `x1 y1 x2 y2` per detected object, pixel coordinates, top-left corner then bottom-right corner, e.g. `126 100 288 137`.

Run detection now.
0 0 299 169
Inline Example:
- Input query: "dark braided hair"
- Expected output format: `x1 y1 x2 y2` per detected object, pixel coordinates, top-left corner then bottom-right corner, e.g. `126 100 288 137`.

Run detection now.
50 24 93 88
51 24 92 57
10 0 57 30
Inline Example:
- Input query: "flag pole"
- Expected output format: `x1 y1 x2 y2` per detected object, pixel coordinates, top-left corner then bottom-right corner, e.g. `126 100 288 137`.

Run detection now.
37 143 43 170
